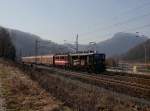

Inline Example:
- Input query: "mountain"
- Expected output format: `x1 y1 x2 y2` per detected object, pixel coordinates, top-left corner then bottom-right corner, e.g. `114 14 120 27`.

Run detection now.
1 26 148 58
122 39 150 63
63 32 148 58
6 28 70 57
95 32 148 57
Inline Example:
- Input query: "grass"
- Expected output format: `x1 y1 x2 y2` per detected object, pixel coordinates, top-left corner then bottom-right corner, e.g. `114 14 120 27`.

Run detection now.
23 66 150 111
0 60 71 111
0 59 150 111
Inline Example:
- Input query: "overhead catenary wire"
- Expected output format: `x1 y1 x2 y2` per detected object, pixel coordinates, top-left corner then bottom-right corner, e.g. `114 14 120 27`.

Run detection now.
88 23 150 42
80 11 150 37
84 1 150 32
124 24 150 32
113 1 150 19
79 1 150 40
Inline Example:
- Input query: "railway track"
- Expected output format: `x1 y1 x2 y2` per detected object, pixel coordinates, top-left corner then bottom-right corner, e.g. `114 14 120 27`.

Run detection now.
34 65 150 100
54 69 150 89
70 72 150 89
104 71 150 79
95 73 150 86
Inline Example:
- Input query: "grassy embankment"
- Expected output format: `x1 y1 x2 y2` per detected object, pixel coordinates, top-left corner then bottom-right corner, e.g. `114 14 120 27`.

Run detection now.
22 65 150 111
0 59 150 111
0 59 71 111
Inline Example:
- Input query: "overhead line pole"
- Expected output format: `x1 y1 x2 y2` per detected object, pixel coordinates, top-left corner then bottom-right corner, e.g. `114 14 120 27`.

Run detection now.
144 44 147 65
136 33 147 65
35 39 40 63
76 34 78 53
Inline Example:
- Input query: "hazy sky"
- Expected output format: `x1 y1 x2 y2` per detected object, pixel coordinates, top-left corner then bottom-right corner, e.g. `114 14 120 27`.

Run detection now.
0 0 150 44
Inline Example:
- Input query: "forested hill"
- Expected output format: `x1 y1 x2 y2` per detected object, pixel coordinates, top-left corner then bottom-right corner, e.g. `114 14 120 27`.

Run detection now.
122 39 150 63
1 26 149 59
6 28 70 57
95 32 148 57
0 27 16 60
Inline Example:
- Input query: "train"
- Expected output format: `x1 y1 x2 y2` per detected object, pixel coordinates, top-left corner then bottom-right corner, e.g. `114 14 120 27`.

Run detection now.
22 52 106 73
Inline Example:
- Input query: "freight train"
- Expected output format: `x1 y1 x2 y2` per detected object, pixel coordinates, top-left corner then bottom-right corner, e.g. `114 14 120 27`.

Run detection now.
22 52 106 73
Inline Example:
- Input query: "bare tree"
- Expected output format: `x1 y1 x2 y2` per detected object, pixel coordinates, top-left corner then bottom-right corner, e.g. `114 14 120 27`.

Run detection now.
0 27 16 60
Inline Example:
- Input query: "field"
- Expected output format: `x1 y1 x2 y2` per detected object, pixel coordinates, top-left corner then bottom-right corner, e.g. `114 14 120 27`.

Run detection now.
22 65 150 111
0 59 71 111
0 59 150 111
31 66 150 100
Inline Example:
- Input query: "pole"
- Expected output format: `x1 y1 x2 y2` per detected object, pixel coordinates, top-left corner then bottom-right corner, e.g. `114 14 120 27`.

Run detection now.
35 39 39 63
76 34 78 53
19 48 22 62
136 33 147 65
89 42 96 52
144 44 147 65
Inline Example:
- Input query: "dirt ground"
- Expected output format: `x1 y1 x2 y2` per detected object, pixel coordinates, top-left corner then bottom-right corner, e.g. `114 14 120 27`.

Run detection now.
0 59 70 111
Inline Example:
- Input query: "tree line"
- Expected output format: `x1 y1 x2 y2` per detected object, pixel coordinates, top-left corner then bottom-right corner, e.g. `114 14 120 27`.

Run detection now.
0 27 16 60
122 39 150 63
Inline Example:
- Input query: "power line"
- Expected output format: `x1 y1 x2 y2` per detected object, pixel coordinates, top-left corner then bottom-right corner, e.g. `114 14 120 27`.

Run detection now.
124 24 150 32
114 1 150 18
79 1 150 38
79 22 150 43
91 24 150 41
80 11 150 37
83 1 150 32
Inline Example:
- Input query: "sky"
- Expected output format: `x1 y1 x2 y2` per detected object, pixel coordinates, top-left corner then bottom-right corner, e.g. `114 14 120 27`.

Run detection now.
0 0 150 44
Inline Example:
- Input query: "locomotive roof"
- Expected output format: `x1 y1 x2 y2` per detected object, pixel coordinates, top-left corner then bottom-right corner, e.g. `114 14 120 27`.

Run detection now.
55 54 68 56
70 52 94 56
70 52 105 56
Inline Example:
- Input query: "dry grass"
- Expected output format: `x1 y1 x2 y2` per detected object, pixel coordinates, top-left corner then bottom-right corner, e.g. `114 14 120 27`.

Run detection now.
1 58 150 111
0 59 69 111
22 66 150 111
